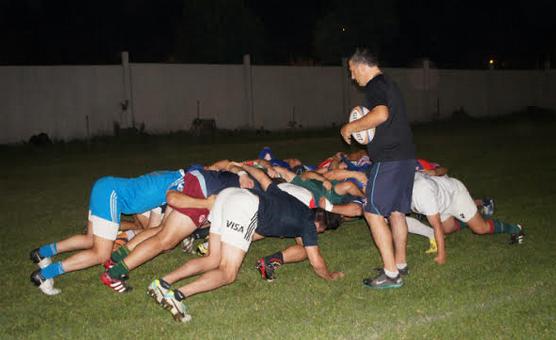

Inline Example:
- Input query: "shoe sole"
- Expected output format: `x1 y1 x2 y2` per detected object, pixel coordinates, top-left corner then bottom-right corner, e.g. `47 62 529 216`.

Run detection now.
161 298 192 323
362 282 403 289
147 286 166 304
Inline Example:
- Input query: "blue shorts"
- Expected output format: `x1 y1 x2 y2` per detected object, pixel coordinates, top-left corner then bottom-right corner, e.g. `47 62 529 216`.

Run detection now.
364 159 416 216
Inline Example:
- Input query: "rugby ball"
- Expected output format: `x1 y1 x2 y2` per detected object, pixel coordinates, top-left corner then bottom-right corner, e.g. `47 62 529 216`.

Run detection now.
349 106 375 145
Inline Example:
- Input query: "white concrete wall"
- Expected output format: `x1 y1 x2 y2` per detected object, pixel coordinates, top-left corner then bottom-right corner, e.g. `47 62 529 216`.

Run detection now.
0 62 554 144
251 65 345 129
0 65 123 144
130 63 247 132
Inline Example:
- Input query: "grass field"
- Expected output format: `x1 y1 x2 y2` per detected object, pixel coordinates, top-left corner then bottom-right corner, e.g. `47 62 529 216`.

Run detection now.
1 114 555 339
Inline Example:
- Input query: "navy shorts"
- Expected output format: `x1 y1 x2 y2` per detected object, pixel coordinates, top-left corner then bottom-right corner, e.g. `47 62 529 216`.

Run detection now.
364 159 416 216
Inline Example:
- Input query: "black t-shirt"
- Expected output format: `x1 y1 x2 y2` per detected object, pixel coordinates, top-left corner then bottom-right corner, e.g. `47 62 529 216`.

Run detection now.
199 169 241 195
251 183 318 246
362 74 416 161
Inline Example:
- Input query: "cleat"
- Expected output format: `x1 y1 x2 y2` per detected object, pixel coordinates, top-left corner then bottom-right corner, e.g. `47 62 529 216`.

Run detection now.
103 258 116 270
481 198 495 218
181 236 196 254
510 224 525 245
30 269 61 296
161 290 192 323
196 241 209 257
30 248 52 269
425 238 438 254
100 271 132 293
147 279 171 305
255 257 281 282
363 271 403 289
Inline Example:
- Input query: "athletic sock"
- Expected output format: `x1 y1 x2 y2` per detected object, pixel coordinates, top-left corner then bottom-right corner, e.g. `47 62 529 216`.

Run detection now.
110 245 130 262
38 243 58 258
384 268 399 279
41 262 65 279
125 230 136 241
396 263 408 271
264 252 284 266
159 278 171 289
108 261 129 279
174 289 186 301
487 219 521 234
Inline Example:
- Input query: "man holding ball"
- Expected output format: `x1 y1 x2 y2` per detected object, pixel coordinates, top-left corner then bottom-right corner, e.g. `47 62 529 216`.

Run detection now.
341 48 416 289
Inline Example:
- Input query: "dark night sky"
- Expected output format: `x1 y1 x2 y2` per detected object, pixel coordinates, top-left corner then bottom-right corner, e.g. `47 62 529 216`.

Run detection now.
0 0 554 69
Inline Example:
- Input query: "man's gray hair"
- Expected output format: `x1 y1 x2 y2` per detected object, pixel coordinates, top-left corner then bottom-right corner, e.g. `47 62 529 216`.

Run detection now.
349 48 379 67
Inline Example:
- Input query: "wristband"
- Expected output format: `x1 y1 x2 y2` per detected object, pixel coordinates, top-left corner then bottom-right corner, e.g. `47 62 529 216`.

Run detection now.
324 199 334 212
237 170 248 176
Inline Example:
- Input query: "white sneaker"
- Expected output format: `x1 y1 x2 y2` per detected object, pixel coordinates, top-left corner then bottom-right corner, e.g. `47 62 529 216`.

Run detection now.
31 269 62 296
39 278 62 296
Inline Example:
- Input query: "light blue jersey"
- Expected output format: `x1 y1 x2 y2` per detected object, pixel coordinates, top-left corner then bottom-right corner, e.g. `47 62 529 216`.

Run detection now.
89 170 184 224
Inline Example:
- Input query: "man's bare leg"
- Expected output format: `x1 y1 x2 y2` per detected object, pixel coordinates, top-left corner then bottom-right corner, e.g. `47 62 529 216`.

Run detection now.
61 234 113 272
364 212 396 273
163 233 223 284
177 242 246 298
389 211 408 266
122 211 197 271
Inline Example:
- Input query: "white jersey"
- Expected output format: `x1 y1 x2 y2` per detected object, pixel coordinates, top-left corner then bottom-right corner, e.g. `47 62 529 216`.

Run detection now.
277 182 316 208
411 172 477 222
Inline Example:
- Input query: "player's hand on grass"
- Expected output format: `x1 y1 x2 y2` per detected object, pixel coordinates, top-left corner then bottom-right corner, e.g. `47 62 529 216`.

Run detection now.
340 124 352 145
329 271 345 280
434 254 446 265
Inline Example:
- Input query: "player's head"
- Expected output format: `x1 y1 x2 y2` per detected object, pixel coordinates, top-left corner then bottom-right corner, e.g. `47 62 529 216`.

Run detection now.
348 48 380 86
314 208 343 233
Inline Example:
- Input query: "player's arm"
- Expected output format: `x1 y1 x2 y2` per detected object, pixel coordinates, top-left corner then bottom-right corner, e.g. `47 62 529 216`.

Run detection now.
426 213 446 264
318 197 362 217
225 161 255 189
241 164 272 191
205 159 231 171
272 165 296 182
324 169 367 186
305 246 344 280
166 190 216 210
300 171 333 190
340 105 389 144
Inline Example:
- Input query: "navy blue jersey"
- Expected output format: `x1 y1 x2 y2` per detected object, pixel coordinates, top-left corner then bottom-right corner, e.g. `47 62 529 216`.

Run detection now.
251 183 318 246
190 169 241 196
362 74 416 161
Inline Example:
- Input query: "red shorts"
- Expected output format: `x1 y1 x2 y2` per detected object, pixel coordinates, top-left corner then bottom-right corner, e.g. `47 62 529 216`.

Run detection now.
169 173 209 227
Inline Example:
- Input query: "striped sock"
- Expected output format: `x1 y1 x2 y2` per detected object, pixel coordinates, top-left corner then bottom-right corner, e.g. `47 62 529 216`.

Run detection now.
110 245 130 262
38 243 57 257
41 262 65 279
108 261 129 279
487 219 521 234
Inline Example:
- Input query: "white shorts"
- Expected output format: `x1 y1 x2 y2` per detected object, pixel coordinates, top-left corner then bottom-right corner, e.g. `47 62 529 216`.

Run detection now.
139 206 163 218
89 210 119 241
208 188 259 252
440 178 478 223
